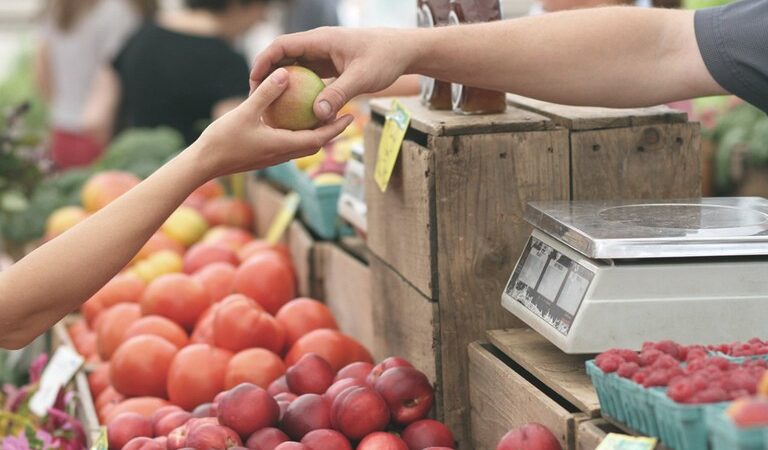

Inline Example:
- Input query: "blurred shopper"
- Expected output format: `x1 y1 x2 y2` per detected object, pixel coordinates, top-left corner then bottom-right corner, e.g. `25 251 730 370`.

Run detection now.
35 0 141 169
86 0 269 146
283 0 339 33
530 0 681 15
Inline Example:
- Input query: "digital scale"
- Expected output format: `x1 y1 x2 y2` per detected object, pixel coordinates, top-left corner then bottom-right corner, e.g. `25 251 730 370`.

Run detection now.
501 197 768 354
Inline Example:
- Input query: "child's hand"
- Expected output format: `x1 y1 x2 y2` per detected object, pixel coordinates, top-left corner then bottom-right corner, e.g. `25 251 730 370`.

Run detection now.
193 67 354 180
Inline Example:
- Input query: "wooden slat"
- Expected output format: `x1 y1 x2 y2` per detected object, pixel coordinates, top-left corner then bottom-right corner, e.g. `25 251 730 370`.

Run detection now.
322 244 375 353
369 255 440 398
286 220 315 298
507 94 688 131
576 418 613 450
487 328 600 416
247 177 286 238
469 342 576 450
365 122 436 299
369 97 554 136
570 123 701 200
433 129 571 444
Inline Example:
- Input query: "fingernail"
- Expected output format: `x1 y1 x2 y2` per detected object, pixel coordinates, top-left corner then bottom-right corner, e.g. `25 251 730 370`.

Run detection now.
271 68 288 85
317 100 332 119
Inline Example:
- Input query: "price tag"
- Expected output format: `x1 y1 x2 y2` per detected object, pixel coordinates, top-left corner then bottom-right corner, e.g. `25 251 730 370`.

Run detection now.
265 192 300 245
29 346 84 417
596 433 657 450
374 100 411 193
90 427 108 450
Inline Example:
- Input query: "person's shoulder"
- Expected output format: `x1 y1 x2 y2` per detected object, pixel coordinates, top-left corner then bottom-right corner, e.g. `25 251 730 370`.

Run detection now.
96 0 139 20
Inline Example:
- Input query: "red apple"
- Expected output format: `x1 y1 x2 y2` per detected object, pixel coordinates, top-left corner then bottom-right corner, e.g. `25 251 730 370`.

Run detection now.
268 375 291 396
286 353 335 395
374 367 433 425
281 394 332 440
496 423 562 450
330 386 389 440
185 424 242 450
367 357 413 385
217 383 280 438
183 243 239 274
108 413 153 450
122 437 164 450
263 66 325 131
155 411 193 437
357 432 409 450
246 427 290 450
324 378 367 405
300 429 352 450
334 362 374 383
402 420 455 449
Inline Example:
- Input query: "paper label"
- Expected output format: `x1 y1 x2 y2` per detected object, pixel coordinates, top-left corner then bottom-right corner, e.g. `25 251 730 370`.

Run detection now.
596 433 658 450
91 427 108 450
29 346 84 417
265 192 300 244
374 100 411 193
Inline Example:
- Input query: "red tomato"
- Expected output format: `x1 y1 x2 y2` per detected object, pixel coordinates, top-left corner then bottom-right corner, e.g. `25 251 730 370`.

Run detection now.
88 363 111 399
111 335 178 398
285 329 373 372
225 348 286 390
166 344 233 411
122 315 189 349
182 243 239 274
105 397 171 425
237 241 291 266
233 252 295 315
193 262 236 303
213 295 284 354
140 273 210 331
275 298 339 348
97 303 142 361
91 273 146 309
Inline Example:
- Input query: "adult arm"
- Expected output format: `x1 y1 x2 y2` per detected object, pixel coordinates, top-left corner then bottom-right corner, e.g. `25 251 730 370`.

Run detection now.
0 68 353 350
82 66 121 145
251 7 726 121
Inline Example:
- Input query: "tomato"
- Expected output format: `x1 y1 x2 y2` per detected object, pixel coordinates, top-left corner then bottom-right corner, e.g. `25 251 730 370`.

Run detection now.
166 344 233 411
123 315 189 349
88 363 111 399
237 241 291 266
285 329 373 372
82 296 106 329
190 305 218 345
225 348 286 390
192 179 225 200
97 303 142 360
90 273 145 309
96 386 125 417
140 273 210 331
275 298 338 348
213 295 284 354
202 198 254 230
111 335 178 398
182 243 239 274
68 319 88 340
105 397 171 425
233 252 295 315
202 226 253 251
193 262 236 303
73 330 97 358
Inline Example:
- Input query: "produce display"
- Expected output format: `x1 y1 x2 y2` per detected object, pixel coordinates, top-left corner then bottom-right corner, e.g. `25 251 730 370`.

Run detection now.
52 172 456 450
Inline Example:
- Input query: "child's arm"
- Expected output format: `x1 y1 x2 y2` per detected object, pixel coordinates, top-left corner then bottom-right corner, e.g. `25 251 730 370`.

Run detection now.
0 68 352 349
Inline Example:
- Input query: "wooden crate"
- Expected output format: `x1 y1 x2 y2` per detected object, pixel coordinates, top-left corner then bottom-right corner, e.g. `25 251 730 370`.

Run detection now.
316 242 375 355
364 96 702 447
575 419 614 450
469 328 600 450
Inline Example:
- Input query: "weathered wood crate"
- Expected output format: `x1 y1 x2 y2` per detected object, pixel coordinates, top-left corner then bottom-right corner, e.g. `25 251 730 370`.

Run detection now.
364 96 701 447
469 328 600 450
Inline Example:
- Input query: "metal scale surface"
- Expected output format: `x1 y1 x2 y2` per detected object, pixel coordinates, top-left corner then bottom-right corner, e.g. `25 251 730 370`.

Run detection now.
501 197 768 353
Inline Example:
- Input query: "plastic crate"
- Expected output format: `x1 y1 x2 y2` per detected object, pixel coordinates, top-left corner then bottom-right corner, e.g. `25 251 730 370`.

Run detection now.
652 389 728 450
707 404 765 450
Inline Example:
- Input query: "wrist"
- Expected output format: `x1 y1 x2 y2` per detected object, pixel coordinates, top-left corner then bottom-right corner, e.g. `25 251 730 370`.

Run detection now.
174 139 215 189
406 27 443 76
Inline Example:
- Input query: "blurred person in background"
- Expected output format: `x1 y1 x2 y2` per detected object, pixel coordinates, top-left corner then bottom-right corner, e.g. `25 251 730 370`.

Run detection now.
85 0 270 146
529 0 680 15
283 0 339 33
35 0 143 169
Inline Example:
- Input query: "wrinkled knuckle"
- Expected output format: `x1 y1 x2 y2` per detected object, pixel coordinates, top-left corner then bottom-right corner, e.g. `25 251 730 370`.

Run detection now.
323 85 347 109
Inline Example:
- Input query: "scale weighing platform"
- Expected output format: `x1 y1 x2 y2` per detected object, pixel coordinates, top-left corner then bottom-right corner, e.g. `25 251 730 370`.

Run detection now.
501 197 768 354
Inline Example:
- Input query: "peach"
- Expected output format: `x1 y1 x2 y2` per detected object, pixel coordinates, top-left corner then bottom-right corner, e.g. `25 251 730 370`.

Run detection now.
245 427 290 450
402 420 455 449
268 375 291 396
300 429 352 450
217 383 280 438
107 412 152 450
45 206 88 239
357 433 409 450
263 66 325 131
367 357 413 385
374 367 433 425
192 403 216 418
185 424 242 450
162 207 209 247
286 354 335 395
202 198 254 230
132 232 185 265
194 262 237 303
274 444 309 450
166 424 189 450
155 411 193 437
150 405 184 435
130 250 183 283
330 386 389 440
183 243 239 274
281 394 332 440
323 378 366 405
334 362 374 383
81 171 140 212
122 437 165 450
496 424 561 450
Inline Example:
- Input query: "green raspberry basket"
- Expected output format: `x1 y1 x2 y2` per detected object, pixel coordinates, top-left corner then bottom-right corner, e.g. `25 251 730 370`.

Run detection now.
706 404 766 450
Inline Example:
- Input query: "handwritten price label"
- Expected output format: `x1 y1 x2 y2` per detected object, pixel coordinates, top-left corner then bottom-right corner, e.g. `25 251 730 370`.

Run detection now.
374 100 411 193
596 433 657 450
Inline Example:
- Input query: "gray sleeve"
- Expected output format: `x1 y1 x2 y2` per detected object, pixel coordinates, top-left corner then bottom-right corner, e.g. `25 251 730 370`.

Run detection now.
695 0 768 114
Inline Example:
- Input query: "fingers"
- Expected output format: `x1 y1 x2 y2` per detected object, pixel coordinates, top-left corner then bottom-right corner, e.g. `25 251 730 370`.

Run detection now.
273 115 355 155
313 67 367 121
244 68 289 115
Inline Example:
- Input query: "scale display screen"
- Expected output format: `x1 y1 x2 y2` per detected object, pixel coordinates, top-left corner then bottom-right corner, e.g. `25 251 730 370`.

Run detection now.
505 236 594 335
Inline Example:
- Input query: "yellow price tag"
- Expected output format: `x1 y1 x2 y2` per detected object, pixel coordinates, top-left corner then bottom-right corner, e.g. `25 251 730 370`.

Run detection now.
90 426 108 450
374 100 411 193
230 173 247 200
265 192 300 245
596 433 657 450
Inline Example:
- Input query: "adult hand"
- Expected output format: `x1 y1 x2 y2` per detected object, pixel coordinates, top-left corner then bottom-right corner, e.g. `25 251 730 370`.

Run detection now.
196 67 354 180
250 27 419 122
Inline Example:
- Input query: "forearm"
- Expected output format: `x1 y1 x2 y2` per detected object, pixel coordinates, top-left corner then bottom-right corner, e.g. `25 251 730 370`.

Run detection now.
0 144 209 349
410 7 725 107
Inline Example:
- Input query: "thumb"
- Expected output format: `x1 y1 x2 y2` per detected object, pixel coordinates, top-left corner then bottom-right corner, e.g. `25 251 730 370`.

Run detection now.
245 67 289 115
314 67 366 121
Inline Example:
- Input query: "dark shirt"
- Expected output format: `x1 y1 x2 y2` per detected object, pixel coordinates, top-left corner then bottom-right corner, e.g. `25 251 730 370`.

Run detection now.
695 0 768 113
113 22 250 144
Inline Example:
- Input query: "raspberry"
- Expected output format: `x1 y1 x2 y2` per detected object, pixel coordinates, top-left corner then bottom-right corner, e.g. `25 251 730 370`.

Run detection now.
596 354 622 373
632 371 647 385
689 388 728 404
639 349 663 367
686 347 708 363
643 369 670 388
668 380 695 402
616 349 641 364
654 340 683 359
708 357 734 371
652 355 680 370
617 362 640 379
